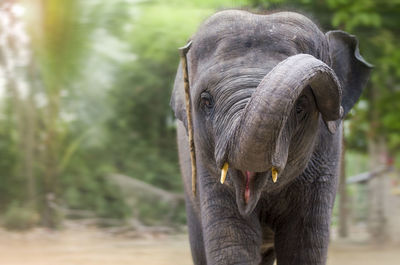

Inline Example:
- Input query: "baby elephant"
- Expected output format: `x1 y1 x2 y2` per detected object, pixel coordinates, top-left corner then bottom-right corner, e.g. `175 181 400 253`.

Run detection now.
170 10 371 265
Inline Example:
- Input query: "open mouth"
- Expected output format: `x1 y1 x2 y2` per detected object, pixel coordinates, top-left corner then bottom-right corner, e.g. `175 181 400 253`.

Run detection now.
221 164 278 216
244 171 255 204
236 170 269 216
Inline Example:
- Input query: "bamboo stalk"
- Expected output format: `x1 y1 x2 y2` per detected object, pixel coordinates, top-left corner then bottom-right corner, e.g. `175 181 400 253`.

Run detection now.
178 41 196 197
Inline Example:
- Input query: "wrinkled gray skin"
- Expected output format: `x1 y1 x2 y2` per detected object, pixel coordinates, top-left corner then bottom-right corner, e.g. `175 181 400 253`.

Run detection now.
170 10 372 265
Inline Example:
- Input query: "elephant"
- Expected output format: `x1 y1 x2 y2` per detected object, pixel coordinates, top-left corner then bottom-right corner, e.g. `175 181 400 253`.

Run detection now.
170 10 372 265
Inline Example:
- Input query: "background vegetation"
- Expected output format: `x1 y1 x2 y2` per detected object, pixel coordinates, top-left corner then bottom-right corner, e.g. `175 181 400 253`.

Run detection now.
0 0 398 233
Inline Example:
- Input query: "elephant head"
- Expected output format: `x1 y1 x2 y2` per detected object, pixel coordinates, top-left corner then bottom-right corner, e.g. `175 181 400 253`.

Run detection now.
171 10 371 216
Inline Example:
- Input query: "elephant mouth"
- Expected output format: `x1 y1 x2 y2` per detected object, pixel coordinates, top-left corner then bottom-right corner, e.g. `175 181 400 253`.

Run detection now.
228 168 271 216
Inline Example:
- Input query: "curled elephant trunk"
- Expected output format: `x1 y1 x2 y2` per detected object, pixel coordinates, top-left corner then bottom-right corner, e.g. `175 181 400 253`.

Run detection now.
228 54 342 173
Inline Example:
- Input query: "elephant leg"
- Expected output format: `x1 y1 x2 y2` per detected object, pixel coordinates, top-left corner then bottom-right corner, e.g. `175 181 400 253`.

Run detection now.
274 184 334 265
185 197 207 265
274 217 330 265
177 121 207 264
199 174 262 265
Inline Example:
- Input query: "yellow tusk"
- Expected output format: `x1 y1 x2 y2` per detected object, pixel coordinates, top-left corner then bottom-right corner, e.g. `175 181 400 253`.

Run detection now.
271 167 278 183
220 163 229 184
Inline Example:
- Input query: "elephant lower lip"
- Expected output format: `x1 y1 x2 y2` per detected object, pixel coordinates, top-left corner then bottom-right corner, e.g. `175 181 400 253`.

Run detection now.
233 169 268 216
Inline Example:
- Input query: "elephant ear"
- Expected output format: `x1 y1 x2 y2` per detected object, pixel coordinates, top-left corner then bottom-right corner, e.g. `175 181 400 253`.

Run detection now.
171 40 193 133
326 30 373 117
170 61 188 131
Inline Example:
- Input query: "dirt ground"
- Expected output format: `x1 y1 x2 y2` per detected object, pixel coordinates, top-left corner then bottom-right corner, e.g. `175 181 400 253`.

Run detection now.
0 224 399 265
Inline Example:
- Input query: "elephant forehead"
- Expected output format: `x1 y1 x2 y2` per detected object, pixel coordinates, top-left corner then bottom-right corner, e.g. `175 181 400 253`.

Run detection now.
189 10 328 77
192 55 279 96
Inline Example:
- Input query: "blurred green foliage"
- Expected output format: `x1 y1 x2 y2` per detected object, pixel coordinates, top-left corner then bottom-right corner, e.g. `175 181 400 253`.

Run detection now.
3 202 40 230
0 0 399 229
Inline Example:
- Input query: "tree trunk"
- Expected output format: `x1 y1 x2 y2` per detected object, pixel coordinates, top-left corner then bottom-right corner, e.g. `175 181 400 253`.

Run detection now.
24 89 37 208
41 92 61 228
338 126 348 238
366 79 388 244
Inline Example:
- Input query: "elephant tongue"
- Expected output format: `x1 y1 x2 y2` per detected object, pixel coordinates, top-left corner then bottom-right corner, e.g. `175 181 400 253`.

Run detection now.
245 171 255 204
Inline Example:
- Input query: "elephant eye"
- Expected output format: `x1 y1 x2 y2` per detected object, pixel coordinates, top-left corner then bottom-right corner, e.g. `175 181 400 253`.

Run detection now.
295 95 309 114
200 92 214 110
